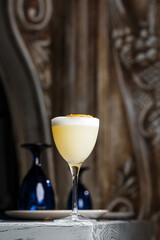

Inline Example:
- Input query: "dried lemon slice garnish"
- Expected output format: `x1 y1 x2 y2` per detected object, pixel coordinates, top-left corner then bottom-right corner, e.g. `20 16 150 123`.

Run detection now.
66 114 93 118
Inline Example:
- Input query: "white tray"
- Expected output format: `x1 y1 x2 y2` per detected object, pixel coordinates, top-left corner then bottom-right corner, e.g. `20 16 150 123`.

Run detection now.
5 210 134 220
5 210 108 220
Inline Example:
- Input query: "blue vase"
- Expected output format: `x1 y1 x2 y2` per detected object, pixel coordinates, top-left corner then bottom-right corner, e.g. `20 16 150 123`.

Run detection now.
18 143 55 210
67 167 92 210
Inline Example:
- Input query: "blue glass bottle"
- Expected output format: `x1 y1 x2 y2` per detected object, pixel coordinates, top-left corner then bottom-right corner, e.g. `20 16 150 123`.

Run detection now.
67 167 92 210
18 143 55 210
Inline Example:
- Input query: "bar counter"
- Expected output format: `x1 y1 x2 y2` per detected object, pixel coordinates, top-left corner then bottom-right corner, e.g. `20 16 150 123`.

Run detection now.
0 220 154 240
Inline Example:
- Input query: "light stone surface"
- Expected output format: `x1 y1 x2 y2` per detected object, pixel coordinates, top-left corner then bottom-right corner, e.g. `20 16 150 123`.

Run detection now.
0 220 154 240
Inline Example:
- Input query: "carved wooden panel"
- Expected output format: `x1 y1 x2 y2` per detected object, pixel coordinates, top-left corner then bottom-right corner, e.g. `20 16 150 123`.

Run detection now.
108 0 160 238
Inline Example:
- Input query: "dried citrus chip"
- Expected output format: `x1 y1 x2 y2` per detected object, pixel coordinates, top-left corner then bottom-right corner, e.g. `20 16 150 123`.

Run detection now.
66 114 93 118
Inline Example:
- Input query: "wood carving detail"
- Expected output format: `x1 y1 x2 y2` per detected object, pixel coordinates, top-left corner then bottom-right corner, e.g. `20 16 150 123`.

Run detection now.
29 38 52 89
109 1 160 239
17 0 53 31
108 157 138 213
14 0 53 116
111 0 160 147
109 0 156 219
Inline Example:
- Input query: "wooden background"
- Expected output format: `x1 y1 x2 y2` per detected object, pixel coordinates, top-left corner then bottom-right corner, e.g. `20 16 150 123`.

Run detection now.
0 0 160 239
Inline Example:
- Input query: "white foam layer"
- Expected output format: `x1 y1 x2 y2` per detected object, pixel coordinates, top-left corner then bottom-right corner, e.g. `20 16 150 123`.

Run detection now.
51 116 99 127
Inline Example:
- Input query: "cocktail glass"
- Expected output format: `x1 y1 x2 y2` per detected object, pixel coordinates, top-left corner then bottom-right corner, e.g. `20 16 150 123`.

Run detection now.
51 114 99 222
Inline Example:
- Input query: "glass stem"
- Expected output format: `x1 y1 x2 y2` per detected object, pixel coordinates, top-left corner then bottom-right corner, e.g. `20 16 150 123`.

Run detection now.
70 165 80 216
32 154 41 166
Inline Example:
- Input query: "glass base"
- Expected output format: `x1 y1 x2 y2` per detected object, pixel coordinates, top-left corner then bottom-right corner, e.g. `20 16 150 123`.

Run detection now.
54 213 96 225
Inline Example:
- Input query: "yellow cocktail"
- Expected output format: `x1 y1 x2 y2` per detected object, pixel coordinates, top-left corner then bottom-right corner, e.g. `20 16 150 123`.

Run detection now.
52 115 99 166
51 114 100 222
